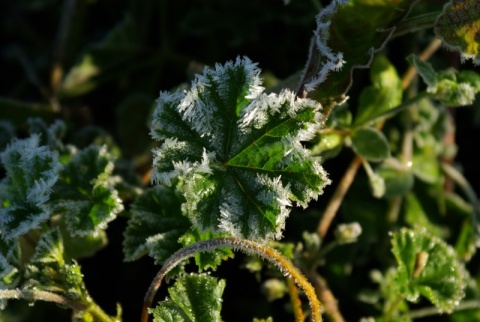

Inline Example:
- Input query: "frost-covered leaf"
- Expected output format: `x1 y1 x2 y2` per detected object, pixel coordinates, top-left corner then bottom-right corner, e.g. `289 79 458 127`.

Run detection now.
55 145 123 237
31 228 65 265
311 1 416 103
0 238 20 309
27 118 66 153
0 135 61 240
123 186 190 264
151 274 225 322
350 127 390 162
434 0 480 64
25 229 88 302
391 227 466 313
0 121 14 151
151 57 330 241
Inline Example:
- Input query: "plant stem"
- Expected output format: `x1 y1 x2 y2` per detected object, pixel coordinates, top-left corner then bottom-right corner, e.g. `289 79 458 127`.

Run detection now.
287 277 306 322
308 273 345 322
142 237 323 322
316 155 363 238
84 299 121 322
0 289 87 311
406 299 480 319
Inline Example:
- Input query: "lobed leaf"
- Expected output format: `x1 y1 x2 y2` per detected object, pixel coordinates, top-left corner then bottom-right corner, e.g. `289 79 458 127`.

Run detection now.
123 186 190 264
151 273 225 322
390 227 466 313
0 135 62 240
55 145 123 237
151 57 330 241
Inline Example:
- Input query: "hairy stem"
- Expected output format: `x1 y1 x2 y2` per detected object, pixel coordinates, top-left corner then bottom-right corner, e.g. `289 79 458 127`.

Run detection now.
287 277 306 322
308 273 345 322
0 289 87 311
142 237 323 322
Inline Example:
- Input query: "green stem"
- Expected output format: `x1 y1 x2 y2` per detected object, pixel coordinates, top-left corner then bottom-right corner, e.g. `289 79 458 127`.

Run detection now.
85 299 121 322
142 237 323 322
363 92 430 126
406 299 480 319
383 294 404 322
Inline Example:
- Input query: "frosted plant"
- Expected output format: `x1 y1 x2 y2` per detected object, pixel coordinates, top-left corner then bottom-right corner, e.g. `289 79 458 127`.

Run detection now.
151 56 330 241
0 135 62 240
299 0 349 95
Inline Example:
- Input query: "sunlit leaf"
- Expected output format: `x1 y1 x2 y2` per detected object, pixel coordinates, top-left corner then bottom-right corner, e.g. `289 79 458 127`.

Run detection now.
151 57 330 241
353 55 403 126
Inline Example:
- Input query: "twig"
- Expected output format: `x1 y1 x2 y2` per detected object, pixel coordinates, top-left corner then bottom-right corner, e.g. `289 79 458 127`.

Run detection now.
317 156 363 238
142 237 323 322
308 273 345 322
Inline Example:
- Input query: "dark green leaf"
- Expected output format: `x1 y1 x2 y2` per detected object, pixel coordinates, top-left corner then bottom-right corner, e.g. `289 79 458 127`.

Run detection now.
152 274 225 322
56 145 123 237
350 127 390 161
123 186 190 264
406 54 438 88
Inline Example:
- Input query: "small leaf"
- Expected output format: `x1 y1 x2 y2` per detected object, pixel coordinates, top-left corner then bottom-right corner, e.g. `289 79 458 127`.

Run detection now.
353 55 403 126
350 127 390 162
31 228 64 266
391 227 466 313
151 274 225 322
123 186 190 264
310 132 344 160
406 54 438 88
55 145 123 237
0 135 62 240
434 0 480 64
151 57 330 241
377 161 414 197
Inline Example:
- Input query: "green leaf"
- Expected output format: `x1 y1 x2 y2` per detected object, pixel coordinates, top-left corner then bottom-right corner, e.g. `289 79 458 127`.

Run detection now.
377 161 414 197
27 118 66 153
152 274 225 322
406 54 438 88
350 127 390 162
151 57 330 241
25 228 88 303
403 193 446 238
55 145 123 237
123 186 190 264
390 227 466 313
353 55 403 126
0 136 62 240
310 132 344 160
434 0 480 64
